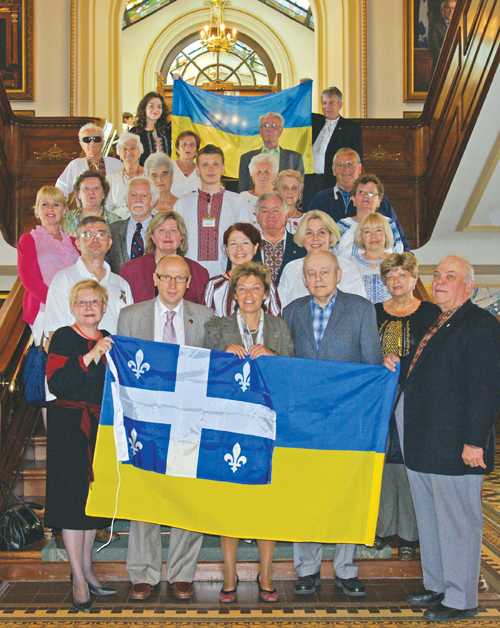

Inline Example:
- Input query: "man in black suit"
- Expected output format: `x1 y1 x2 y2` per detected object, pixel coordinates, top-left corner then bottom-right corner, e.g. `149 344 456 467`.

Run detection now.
385 255 500 622
253 192 306 286
303 86 363 209
107 178 158 274
238 112 304 192
429 0 457 74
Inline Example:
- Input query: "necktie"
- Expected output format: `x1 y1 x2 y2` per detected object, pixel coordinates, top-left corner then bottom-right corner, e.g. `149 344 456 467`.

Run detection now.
130 222 144 259
163 310 177 344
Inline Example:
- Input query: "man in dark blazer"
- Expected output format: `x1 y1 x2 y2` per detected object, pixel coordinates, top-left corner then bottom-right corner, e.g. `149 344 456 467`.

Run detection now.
303 86 363 209
283 250 382 597
252 192 306 286
386 255 500 622
119 254 214 602
107 177 158 274
429 0 456 73
238 112 305 192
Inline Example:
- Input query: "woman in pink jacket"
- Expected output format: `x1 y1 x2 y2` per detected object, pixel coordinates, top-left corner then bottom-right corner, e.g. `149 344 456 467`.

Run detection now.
17 186 80 346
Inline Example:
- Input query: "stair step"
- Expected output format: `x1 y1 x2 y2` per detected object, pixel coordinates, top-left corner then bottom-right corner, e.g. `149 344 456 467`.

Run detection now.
18 461 46 497
34 434 47 461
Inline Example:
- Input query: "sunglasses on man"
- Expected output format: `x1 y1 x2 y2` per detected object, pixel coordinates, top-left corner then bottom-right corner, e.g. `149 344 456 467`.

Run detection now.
81 136 103 144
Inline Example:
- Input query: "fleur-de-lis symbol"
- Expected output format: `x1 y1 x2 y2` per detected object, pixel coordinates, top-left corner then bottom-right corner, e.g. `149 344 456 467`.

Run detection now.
224 442 247 473
128 349 150 379
128 428 143 456
235 361 251 392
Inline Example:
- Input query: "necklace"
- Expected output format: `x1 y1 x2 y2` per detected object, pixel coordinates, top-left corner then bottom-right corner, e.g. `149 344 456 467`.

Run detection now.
74 324 102 341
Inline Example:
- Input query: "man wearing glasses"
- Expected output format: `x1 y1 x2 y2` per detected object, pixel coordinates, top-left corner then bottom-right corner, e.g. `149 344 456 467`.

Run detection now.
44 216 133 336
308 148 410 251
118 254 213 602
238 112 305 193
56 124 123 199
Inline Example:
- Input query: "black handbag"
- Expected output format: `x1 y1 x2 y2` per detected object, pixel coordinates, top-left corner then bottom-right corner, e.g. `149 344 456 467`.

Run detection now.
23 340 47 408
0 480 45 551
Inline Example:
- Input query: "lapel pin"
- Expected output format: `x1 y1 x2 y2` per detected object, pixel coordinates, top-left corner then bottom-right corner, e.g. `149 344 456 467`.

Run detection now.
189 319 194 324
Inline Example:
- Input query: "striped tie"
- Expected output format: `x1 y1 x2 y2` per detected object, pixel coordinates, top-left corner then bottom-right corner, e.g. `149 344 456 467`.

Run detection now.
130 222 144 259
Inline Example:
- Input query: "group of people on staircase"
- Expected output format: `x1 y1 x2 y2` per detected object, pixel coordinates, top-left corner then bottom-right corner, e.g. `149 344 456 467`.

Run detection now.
16 84 500 622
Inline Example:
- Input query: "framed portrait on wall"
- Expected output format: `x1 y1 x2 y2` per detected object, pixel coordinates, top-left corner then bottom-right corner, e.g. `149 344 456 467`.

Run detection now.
0 0 34 101
404 0 443 102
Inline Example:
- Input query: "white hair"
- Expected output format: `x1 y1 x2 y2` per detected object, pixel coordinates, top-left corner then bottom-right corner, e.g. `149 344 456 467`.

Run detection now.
248 153 279 178
78 123 104 141
116 132 143 156
259 112 285 128
126 176 159 208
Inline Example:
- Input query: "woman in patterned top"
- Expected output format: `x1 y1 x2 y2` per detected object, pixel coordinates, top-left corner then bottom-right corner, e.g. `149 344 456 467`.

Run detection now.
202 223 281 316
369 253 440 560
349 213 395 303
130 92 171 166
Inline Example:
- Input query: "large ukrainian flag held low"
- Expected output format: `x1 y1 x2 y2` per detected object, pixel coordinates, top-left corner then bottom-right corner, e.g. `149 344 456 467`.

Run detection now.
171 78 313 179
87 336 399 544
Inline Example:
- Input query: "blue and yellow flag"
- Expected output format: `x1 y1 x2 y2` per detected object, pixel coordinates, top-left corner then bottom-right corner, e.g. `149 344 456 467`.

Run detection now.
171 78 313 178
87 337 399 544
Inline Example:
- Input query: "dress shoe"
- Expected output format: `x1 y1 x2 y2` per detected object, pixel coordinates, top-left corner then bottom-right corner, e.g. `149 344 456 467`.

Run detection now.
219 575 239 604
72 584 92 613
257 574 278 603
479 572 489 592
129 582 152 600
95 528 119 544
294 572 321 594
334 576 366 597
172 581 194 600
367 535 394 550
398 546 415 561
406 589 444 607
423 602 479 622
87 581 117 596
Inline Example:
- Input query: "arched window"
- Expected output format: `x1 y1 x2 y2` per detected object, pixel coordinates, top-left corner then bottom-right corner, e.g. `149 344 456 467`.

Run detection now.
160 34 276 87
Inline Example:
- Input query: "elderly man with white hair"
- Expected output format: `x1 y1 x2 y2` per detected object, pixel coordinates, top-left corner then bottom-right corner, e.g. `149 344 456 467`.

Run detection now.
238 112 305 192
107 177 158 274
106 132 146 219
56 123 123 199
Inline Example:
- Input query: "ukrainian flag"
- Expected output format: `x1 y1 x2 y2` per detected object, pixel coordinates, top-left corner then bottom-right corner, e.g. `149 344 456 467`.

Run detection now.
171 78 313 179
87 338 398 544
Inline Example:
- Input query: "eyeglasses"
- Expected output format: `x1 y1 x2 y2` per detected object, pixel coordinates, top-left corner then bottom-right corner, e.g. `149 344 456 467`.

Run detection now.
156 273 189 283
179 142 197 149
80 230 109 240
74 298 102 308
81 136 103 144
260 123 281 129
335 161 358 169
356 190 379 197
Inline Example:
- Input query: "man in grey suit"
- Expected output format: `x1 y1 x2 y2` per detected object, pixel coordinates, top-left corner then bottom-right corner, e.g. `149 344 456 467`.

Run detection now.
238 112 305 192
283 250 382 597
107 177 158 274
118 254 214 601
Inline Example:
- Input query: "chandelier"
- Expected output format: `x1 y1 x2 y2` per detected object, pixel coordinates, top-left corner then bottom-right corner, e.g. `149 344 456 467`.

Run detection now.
200 0 237 53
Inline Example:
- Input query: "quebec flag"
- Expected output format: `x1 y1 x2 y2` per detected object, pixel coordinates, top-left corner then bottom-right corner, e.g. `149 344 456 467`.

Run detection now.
104 336 276 485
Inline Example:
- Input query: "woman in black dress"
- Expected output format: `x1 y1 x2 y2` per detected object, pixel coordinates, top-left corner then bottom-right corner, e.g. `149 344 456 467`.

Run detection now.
370 253 440 560
45 279 115 611
130 91 171 166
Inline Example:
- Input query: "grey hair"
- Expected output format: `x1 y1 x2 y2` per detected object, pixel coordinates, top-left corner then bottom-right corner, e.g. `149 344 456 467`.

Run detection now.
321 86 343 103
248 153 279 177
303 250 339 273
255 192 287 215
144 152 175 179
440 255 475 283
126 176 159 208
259 112 284 128
116 132 144 156
333 147 361 166
441 0 456 8
79 123 104 140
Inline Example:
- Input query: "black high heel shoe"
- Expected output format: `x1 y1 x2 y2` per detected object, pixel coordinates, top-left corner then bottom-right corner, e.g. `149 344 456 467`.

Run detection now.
72 584 91 612
87 581 117 596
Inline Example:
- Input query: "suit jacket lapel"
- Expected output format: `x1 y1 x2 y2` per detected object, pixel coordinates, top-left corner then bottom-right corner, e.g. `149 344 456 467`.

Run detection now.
296 298 317 353
319 290 347 349
408 300 473 378
140 299 155 341
327 115 344 151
